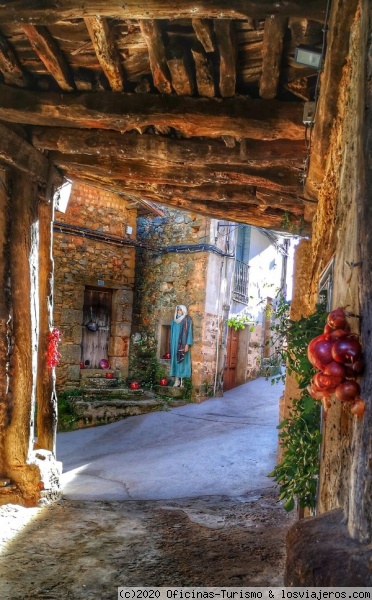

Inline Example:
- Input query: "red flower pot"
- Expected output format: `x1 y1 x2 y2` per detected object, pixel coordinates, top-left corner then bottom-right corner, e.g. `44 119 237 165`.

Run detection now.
159 378 169 386
130 381 140 390
106 372 114 379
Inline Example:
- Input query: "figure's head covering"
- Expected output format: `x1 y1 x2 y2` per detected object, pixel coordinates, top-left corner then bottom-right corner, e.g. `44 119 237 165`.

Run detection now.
174 304 188 323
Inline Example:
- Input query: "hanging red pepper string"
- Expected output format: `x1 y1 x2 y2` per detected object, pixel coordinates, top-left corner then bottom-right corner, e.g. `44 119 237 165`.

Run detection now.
46 327 62 369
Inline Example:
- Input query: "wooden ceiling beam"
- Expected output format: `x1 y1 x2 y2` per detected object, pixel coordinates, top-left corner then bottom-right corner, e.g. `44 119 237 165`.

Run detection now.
191 44 215 97
139 20 173 94
167 45 195 96
214 20 237 98
84 16 125 91
0 1 328 24
0 31 31 88
22 25 75 91
58 176 306 214
162 196 308 232
48 152 303 191
31 127 306 167
259 16 287 99
61 172 306 233
0 122 61 185
0 85 305 140
192 19 215 53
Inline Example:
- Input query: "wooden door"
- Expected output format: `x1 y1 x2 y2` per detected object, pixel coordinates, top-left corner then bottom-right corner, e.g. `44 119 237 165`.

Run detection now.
82 287 112 368
224 328 239 391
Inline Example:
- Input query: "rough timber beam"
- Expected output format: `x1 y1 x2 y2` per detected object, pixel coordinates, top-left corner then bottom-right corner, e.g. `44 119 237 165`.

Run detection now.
49 152 303 191
61 176 308 215
0 122 61 185
0 1 328 24
167 46 195 96
84 16 125 91
162 196 308 232
191 44 215 97
259 16 287 99
139 20 173 94
31 127 306 167
192 19 215 53
0 31 31 87
0 85 305 140
214 20 237 98
22 25 75 91
64 174 307 234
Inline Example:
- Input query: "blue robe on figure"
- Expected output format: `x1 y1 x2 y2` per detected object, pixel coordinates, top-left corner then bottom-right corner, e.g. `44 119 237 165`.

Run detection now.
170 305 193 379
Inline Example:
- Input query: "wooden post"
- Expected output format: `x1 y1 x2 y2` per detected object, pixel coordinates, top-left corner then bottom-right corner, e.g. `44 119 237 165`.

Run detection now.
0 168 9 475
3 171 40 493
36 197 57 454
348 0 372 543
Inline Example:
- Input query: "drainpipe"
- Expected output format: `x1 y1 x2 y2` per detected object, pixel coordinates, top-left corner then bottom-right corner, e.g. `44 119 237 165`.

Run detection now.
213 256 225 396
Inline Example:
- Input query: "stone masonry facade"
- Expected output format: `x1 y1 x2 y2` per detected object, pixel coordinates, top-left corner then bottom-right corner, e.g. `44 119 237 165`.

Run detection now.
53 182 136 390
132 208 224 400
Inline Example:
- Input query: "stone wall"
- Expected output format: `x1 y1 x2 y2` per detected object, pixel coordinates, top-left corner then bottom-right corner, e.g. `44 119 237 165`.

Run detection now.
53 182 136 390
133 208 225 400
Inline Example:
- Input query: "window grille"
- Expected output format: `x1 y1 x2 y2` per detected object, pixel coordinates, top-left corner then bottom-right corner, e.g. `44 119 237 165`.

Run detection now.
318 259 334 309
232 260 249 304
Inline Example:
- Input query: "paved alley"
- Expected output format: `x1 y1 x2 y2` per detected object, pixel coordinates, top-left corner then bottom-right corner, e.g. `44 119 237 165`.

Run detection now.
0 377 295 599
57 376 282 501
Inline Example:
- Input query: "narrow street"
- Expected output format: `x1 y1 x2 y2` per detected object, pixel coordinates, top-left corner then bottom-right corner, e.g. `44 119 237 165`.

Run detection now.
0 378 295 599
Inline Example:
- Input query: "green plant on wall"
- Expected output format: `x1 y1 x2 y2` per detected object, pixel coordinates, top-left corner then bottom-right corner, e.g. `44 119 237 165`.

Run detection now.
128 333 167 388
268 297 328 511
227 314 255 332
57 389 81 432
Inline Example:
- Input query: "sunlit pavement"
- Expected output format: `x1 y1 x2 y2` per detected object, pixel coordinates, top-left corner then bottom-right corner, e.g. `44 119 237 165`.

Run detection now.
57 377 283 501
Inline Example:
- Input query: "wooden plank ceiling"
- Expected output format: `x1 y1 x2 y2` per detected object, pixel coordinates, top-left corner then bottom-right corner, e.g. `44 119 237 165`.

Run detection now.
0 0 329 232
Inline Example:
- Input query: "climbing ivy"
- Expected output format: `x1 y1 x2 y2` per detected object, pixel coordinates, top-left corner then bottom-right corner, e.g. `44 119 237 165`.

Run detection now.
268 297 328 511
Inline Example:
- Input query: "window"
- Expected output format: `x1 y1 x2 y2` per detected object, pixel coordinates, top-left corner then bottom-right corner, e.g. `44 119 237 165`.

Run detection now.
233 225 250 304
233 260 250 304
318 259 334 310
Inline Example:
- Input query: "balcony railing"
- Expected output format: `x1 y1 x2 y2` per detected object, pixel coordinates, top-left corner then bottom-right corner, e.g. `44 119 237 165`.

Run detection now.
232 260 249 304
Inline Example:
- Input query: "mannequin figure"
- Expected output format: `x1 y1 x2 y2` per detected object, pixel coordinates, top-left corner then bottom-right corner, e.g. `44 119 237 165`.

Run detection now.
170 305 193 387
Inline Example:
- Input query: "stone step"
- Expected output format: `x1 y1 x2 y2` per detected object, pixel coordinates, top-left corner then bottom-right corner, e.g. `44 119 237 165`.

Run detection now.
73 398 166 428
80 368 116 378
79 377 120 389
69 387 146 399
153 385 189 399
